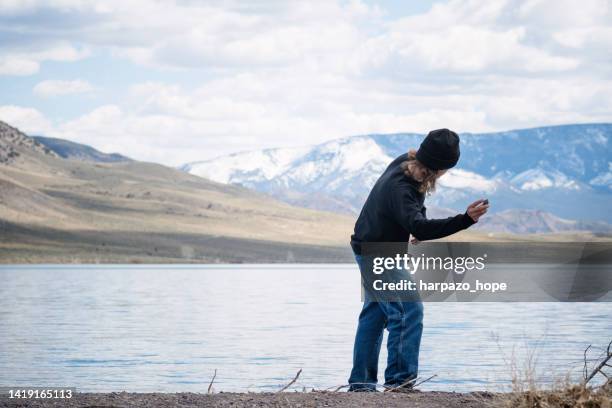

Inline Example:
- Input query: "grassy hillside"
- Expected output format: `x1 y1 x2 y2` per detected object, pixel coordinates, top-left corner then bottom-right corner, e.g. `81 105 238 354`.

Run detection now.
0 121 355 263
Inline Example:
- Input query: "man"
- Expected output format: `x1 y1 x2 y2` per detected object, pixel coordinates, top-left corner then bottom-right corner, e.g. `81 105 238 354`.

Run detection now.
348 128 489 391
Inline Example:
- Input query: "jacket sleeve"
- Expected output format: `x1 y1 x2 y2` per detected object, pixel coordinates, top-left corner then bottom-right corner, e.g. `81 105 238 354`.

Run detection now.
392 187 475 241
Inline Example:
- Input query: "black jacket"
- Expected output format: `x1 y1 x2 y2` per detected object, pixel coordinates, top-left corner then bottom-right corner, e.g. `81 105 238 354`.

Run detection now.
350 153 475 254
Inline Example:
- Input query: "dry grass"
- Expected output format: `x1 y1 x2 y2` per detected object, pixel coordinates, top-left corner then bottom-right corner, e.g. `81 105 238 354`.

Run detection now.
496 340 612 408
501 382 610 408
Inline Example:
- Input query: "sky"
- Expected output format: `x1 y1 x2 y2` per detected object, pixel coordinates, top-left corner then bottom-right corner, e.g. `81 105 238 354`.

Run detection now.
0 0 611 166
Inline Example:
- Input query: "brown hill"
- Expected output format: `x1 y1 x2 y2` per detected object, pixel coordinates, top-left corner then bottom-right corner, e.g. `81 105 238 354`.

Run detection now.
0 121 355 263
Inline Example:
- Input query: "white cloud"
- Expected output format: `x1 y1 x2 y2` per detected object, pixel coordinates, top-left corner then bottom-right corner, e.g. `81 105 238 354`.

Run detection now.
33 79 95 97
379 25 579 73
0 105 53 134
0 44 90 76
0 57 40 76
518 0 609 28
553 26 612 51
61 105 122 132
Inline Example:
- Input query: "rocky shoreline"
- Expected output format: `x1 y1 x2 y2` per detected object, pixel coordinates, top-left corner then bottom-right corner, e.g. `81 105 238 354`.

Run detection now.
1 391 498 407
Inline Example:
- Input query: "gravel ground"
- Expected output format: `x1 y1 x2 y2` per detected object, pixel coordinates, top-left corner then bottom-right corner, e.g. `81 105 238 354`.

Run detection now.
1 391 500 408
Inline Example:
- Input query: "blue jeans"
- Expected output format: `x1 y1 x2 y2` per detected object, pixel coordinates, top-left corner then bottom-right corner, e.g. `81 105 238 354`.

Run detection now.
348 254 424 391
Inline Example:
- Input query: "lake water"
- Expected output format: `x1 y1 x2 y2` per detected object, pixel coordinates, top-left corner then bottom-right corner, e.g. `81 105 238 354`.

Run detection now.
1 265 610 393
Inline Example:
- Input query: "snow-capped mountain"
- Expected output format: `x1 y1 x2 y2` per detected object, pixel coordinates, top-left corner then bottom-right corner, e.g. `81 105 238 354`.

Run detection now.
509 168 580 191
183 136 395 213
181 124 612 228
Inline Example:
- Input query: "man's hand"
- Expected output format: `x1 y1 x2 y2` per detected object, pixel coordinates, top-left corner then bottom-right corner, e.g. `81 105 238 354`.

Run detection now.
410 236 420 245
466 199 489 222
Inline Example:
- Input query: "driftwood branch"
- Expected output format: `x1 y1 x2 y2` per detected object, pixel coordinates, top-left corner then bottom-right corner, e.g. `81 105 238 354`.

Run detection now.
277 369 302 393
207 369 217 394
383 374 437 392
383 377 417 392
583 340 612 386
383 383 409 392
583 344 592 380
413 374 438 388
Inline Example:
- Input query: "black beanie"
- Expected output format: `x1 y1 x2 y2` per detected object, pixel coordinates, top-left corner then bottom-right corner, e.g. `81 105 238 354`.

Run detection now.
416 128 460 170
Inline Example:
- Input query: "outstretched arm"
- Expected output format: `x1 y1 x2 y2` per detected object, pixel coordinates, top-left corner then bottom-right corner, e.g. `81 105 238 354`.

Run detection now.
393 190 487 241
411 200 490 243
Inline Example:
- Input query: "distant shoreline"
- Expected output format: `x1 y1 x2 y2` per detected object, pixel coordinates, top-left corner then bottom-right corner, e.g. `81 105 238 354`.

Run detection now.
1 230 610 264
0 219 354 264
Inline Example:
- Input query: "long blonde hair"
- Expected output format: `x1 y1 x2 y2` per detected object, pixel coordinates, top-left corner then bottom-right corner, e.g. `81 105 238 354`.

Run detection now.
400 149 439 194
